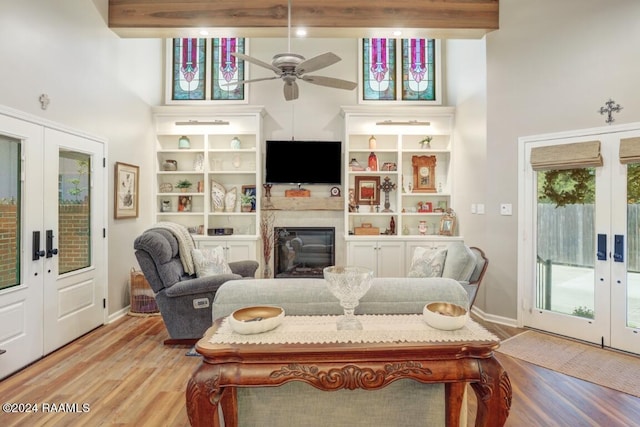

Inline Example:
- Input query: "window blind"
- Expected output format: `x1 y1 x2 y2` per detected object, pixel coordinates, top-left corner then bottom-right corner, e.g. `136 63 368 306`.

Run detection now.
619 137 640 164
530 140 602 171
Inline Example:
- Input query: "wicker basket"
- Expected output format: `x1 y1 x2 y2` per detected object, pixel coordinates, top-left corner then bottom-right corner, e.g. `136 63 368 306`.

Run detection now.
129 268 159 316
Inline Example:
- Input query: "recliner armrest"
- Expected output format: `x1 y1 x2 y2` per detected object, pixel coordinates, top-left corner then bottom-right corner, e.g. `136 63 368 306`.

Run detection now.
164 274 242 298
229 260 259 278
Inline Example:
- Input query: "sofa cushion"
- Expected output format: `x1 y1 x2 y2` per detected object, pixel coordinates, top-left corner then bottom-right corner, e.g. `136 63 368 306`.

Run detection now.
192 246 232 278
441 242 477 282
407 247 447 278
212 277 469 319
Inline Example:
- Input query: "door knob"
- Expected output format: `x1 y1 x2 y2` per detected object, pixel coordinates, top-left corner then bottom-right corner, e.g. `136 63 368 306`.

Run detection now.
33 231 45 260
46 230 59 258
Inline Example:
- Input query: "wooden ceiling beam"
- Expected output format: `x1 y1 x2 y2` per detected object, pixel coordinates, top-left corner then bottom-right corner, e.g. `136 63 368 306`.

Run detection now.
108 0 499 39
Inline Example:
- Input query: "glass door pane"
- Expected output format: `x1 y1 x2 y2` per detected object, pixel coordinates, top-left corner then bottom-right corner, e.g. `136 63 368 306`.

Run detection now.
58 150 91 274
627 163 640 329
0 136 21 290
536 168 596 319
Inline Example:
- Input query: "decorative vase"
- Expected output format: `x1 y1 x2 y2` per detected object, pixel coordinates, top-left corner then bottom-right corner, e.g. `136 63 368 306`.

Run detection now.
193 153 204 171
224 187 237 212
368 152 378 171
419 220 427 235
162 160 177 171
368 135 377 150
230 136 241 149
178 136 191 149
323 266 373 330
210 180 226 212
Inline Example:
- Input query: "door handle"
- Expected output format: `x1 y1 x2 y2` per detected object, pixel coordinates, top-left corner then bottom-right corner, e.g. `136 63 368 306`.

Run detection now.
613 234 624 262
597 233 607 261
32 231 45 260
46 230 59 258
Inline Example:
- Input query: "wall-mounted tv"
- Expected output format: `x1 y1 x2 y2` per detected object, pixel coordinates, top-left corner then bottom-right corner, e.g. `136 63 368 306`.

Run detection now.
265 140 342 185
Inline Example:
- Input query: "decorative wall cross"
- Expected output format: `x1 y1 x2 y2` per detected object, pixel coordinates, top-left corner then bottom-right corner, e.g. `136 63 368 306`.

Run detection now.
598 99 623 124
378 176 397 212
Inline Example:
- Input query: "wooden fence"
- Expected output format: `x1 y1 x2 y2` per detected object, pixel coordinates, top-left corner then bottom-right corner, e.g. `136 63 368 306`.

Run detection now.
537 204 640 271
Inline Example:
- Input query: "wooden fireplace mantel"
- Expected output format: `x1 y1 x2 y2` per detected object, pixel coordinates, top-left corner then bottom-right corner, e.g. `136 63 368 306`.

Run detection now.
262 196 343 211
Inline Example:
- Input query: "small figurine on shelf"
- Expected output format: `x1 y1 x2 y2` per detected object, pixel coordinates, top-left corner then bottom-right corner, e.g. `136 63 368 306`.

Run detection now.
389 216 396 235
419 220 428 235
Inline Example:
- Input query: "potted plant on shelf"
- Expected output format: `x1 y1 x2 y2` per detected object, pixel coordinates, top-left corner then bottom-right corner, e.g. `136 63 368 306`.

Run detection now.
176 179 192 193
240 191 256 212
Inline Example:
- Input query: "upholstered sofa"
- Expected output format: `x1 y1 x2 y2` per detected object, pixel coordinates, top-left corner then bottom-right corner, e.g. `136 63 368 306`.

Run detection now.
407 242 488 307
133 226 258 343
209 277 471 427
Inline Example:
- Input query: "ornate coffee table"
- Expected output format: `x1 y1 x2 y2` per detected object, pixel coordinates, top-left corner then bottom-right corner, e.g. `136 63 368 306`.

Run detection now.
186 315 511 427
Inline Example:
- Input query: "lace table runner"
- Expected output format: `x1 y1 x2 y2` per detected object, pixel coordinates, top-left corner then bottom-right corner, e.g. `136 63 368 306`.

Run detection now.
209 314 499 345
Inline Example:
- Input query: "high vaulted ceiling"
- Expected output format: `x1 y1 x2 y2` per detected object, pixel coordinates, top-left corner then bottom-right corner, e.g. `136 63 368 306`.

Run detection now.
108 0 499 39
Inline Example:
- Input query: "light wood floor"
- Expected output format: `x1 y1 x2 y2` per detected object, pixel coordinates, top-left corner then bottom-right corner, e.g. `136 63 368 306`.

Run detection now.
1 315 639 426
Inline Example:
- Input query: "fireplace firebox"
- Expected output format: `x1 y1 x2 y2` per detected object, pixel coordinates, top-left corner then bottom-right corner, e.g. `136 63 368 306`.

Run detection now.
274 227 335 278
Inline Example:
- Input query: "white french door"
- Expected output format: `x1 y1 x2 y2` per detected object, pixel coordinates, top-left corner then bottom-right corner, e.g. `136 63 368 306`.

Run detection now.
0 110 106 379
519 123 640 355
42 128 106 354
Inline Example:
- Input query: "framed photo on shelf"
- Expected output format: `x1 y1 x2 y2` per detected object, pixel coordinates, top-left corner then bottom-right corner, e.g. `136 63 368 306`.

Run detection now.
354 176 380 205
241 185 257 211
114 162 139 219
178 195 192 212
439 210 456 236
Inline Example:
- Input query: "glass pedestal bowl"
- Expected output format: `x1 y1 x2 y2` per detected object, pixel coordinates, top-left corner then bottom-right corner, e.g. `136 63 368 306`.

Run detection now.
323 266 373 330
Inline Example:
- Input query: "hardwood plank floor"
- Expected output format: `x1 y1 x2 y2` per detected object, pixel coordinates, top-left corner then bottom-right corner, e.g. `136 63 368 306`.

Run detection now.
0 314 638 426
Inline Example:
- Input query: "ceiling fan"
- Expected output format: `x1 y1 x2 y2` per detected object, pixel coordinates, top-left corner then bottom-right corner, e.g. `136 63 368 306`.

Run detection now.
230 0 358 101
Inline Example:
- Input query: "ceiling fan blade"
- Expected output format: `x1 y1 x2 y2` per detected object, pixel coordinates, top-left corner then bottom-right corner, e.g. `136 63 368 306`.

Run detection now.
223 76 279 86
295 52 341 75
301 75 358 91
231 52 282 74
283 81 299 101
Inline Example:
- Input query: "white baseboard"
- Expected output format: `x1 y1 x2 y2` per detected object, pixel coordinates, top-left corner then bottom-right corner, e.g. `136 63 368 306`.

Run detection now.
471 306 518 328
107 306 130 324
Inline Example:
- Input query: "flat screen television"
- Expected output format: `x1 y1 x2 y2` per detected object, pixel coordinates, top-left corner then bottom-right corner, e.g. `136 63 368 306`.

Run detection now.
265 140 342 185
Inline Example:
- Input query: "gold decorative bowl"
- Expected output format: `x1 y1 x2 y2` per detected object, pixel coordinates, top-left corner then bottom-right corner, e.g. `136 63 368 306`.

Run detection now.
229 306 285 335
423 302 469 330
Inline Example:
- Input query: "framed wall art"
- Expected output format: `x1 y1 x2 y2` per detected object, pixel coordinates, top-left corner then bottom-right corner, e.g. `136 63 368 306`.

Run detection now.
114 162 139 219
354 176 380 205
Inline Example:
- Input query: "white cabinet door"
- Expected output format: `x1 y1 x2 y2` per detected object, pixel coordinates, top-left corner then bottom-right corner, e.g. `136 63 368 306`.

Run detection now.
377 241 405 277
347 240 404 277
198 238 257 263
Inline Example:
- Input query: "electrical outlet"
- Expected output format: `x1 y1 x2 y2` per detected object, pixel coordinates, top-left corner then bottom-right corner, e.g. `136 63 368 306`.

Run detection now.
500 203 513 216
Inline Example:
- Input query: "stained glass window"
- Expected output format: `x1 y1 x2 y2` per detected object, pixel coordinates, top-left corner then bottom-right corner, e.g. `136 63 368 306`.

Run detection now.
212 38 245 101
362 38 396 101
401 39 435 101
172 38 206 100
361 38 438 103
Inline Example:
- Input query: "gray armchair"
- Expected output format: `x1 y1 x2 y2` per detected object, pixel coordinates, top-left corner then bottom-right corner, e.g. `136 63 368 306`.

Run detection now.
134 227 258 344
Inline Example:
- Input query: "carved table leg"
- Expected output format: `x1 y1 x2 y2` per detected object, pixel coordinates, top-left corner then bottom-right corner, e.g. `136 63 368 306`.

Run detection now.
186 364 223 427
470 357 512 427
445 382 465 427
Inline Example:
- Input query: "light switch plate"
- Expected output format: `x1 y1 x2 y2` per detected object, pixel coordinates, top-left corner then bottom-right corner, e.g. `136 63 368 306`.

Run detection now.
500 203 512 215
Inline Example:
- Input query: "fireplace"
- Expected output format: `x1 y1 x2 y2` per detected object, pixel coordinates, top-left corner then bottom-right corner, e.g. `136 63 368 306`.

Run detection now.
274 227 335 278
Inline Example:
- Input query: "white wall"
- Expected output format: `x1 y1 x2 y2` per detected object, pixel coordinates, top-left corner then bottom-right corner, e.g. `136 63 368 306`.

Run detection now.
484 0 640 319
0 0 162 315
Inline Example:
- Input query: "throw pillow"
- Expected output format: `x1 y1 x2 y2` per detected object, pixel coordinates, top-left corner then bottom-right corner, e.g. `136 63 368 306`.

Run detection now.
407 247 447 278
191 246 232 278
441 242 477 282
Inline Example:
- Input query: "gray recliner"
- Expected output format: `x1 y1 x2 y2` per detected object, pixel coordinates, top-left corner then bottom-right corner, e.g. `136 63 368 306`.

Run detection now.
134 228 258 344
